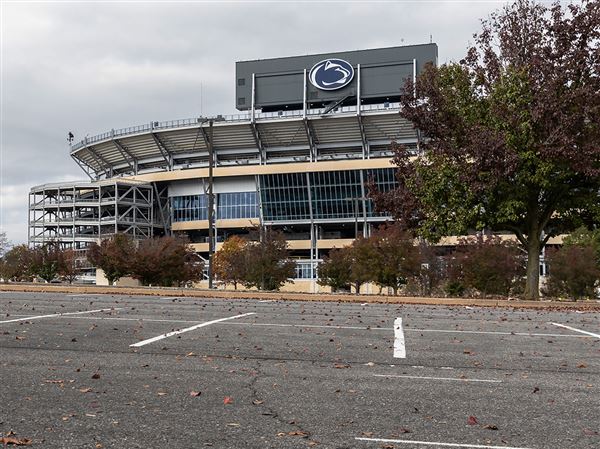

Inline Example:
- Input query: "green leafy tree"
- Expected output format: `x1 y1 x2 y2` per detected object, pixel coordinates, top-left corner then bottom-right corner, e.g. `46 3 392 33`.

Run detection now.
88 234 135 285
213 235 248 289
132 236 204 287
0 244 35 282
317 247 352 292
242 228 295 291
371 0 600 300
546 245 599 300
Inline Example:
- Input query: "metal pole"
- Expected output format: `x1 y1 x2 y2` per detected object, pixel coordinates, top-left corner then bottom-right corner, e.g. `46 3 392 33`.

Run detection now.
354 198 358 239
207 120 215 289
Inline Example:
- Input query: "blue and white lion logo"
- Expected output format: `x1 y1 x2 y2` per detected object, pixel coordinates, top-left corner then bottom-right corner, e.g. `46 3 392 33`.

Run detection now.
309 58 355 91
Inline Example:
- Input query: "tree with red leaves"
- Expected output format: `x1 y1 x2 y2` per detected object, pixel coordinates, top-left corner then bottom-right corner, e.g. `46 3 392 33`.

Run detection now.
372 0 600 299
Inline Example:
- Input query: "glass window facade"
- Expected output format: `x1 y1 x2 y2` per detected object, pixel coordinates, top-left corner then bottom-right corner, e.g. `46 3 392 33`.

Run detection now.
173 169 397 224
260 173 311 221
259 169 397 222
172 194 208 222
294 261 317 279
172 192 259 222
217 192 259 220
310 170 363 219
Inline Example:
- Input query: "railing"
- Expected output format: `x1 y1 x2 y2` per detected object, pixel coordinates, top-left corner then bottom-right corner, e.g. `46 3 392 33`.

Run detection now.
69 102 402 152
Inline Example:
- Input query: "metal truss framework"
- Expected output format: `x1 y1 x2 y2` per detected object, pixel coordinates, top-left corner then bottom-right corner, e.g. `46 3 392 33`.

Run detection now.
29 180 155 250
69 104 419 179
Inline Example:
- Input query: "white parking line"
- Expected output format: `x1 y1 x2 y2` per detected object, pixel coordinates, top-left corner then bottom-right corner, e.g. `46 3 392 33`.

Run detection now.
355 437 532 449
394 317 406 358
550 322 600 339
0 308 122 324
374 374 501 384
15 315 590 338
129 312 256 347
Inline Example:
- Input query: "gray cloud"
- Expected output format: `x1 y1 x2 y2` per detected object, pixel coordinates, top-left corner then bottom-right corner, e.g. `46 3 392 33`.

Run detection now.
1 0 509 244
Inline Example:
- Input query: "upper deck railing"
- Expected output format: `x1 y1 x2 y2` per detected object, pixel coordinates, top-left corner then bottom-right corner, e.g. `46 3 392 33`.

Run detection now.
69 102 401 153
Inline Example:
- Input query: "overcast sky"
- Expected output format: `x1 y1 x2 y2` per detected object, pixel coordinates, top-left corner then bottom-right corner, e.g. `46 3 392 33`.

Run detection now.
0 0 519 245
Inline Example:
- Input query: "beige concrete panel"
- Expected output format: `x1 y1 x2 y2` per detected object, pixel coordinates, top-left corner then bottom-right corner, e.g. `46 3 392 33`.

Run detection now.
287 240 312 250
128 158 395 183
171 220 209 231
317 238 354 249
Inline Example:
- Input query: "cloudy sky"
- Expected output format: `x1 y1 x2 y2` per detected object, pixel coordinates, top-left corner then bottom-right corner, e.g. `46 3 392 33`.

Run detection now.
0 0 519 245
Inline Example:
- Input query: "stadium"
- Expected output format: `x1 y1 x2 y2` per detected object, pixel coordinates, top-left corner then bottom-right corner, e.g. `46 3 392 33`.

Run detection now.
29 44 439 289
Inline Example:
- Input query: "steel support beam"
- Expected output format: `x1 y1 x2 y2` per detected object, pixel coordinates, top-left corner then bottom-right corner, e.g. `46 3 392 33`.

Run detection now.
112 139 137 174
150 132 173 169
249 122 266 165
303 118 317 162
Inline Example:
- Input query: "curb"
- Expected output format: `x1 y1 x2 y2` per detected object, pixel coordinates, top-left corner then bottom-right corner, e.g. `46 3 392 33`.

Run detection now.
1 283 599 311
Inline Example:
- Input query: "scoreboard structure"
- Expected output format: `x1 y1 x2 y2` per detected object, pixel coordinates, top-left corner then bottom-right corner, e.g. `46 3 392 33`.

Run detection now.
235 44 437 112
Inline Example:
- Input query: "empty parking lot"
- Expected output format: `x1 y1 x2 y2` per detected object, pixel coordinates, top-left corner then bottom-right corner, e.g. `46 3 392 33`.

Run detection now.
1 291 599 448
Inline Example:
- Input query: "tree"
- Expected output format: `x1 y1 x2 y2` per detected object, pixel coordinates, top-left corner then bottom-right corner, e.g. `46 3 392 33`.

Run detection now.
317 248 352 292
242 228 295 291
446 235 525 298
562 226 600 264
371 0 600 300
546 245 599 300
347 237 377 295
370 224 421 295
30 242 63 282
59 249 80 284
0 244 35 282
213 236 248 289
131 236 204 287
88 234 135 285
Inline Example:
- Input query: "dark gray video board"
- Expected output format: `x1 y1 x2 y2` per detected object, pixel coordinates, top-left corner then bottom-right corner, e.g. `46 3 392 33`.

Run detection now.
235 43 437 111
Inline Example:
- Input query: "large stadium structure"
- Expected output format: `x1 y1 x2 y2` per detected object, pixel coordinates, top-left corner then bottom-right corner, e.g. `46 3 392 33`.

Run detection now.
29 43 439 289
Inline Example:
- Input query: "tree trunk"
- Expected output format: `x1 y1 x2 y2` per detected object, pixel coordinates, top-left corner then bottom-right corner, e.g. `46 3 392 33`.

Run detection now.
524 235 541 300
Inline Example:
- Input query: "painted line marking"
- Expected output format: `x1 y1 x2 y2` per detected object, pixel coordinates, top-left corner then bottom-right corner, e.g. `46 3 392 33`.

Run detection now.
0 308 122 324
355 437 532 449
21 315 589 338
394 317 406 358
374 374 501 384
550 322 600 339
130 312 256 347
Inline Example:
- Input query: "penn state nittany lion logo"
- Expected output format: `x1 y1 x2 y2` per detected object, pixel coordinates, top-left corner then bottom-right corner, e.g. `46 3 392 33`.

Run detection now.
309 58 354 91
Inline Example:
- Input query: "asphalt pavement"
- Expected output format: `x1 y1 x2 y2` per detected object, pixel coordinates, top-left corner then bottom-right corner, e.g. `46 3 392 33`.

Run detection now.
1 291 599 449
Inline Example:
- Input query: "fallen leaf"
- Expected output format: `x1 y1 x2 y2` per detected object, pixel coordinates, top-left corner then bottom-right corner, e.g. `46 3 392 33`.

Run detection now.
223 396 233 404
91 373 100 380
577 364 587 369
287 431 308 437
79 388 92 393
0 436 32 446
583 429 599 436
190 391 202 397
467 416 478 425
334 364 350 369
157 392 167 396
533 387 540 394
361 432 374 437
252 399 264 405
226 423 240 427
483 424 498 430
399 428 411 433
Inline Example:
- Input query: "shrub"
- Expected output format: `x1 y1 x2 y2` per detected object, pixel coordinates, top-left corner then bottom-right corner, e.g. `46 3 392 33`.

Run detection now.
545 245 599 300
213 236 248 289
242 229 295 291
446 235 525 297
317 248 352 292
